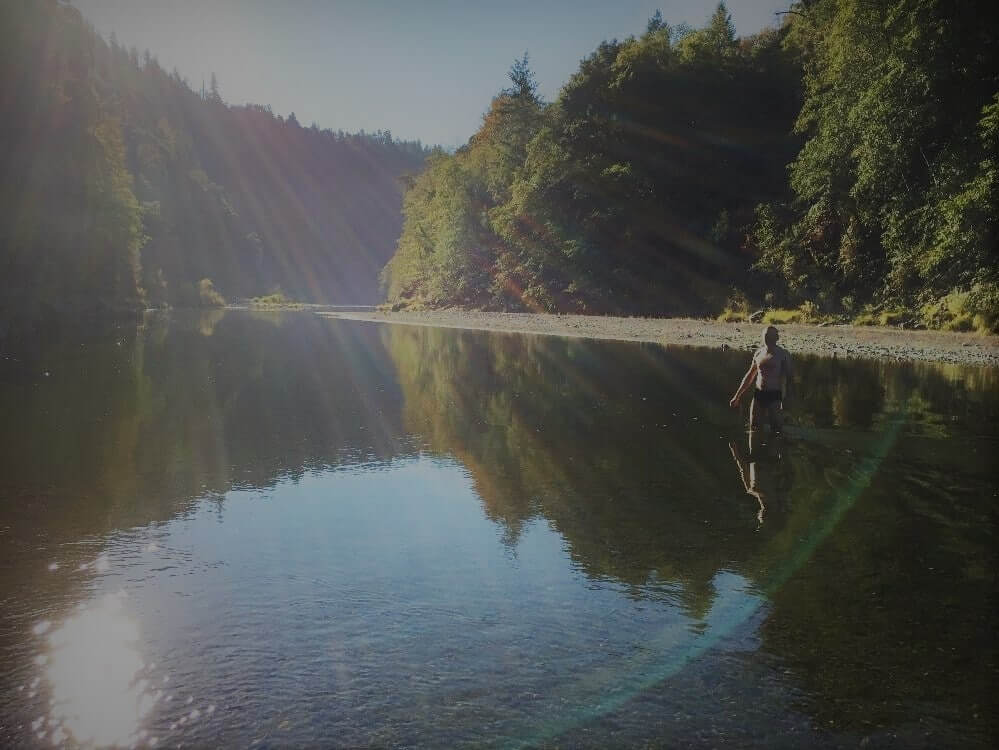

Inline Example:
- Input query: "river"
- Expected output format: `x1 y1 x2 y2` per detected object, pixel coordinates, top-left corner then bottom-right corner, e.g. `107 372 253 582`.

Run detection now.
1 310 995 747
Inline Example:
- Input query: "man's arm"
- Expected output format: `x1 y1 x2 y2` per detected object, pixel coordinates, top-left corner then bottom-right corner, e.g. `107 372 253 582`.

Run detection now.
730 361 758 408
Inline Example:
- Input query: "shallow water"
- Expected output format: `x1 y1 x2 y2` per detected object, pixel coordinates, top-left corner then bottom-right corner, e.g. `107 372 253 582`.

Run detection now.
1 310 995 748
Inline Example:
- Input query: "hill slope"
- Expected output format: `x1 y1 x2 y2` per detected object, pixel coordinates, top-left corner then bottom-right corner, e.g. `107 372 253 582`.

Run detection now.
0 0 429 320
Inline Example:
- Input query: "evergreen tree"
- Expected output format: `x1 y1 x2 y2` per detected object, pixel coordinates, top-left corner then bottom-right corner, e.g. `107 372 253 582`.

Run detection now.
705 2 736 53
506 52 538 100
647 10 665 34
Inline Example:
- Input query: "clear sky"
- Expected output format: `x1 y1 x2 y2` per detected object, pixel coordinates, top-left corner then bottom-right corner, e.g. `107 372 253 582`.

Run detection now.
73 0 788 148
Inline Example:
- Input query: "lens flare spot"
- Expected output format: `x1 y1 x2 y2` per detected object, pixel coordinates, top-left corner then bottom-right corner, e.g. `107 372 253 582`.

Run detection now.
43 592 152 746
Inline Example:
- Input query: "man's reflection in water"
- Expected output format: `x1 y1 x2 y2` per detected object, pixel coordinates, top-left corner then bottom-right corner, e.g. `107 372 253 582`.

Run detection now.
729 434 789 530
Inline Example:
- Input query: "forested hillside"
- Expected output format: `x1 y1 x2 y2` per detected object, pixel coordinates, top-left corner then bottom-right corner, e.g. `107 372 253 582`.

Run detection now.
0 0 429 321
382 1 998 330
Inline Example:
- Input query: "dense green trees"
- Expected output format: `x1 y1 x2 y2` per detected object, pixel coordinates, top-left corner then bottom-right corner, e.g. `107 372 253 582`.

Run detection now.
0 0 146 315
0 0 429 321
383 4 802 315
383 1 997 328
5 1 994 326
754 0 998 327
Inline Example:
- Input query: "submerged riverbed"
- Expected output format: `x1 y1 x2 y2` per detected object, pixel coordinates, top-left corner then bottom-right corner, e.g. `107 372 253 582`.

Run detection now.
1 310 996 748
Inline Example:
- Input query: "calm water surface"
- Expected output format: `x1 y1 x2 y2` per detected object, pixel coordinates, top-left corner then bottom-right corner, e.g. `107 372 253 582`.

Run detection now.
1 311 995 748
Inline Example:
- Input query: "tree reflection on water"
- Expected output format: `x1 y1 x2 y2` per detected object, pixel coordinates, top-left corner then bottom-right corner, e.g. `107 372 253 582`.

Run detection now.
0 311 995 746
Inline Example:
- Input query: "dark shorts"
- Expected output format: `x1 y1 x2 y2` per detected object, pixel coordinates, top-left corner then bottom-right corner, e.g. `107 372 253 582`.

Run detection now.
752 388 782 407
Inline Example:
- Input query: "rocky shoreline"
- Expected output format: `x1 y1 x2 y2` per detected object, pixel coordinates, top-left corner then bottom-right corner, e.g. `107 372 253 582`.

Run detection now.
318 310 999 367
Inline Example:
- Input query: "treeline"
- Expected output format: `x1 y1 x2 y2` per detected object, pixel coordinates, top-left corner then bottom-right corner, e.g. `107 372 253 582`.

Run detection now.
381 1 998 329
0 0 430 320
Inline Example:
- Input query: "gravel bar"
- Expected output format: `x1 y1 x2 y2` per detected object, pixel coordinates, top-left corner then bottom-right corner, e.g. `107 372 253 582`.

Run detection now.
318 310 999 367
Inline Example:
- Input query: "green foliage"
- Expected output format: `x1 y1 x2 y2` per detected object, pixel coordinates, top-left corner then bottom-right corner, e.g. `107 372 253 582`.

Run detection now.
381 56 547 309
90 117 147 307
851 311 878 327
383 4 803 315
879 310 909 327
7 1 996 328
921 284 999 334
0 0 144 315
0 0 430 319
717 308 748 323
966 283 999 333
851 308 911 327
249 292 291 305
675 2 738 64
198 278 225 307
506 52 538 99
761 303 825 325
385 0 994 327
754 0 998 314
716 290 751 321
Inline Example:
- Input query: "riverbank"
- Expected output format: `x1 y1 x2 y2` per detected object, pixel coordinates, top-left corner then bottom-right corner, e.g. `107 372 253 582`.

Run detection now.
318 310 999 366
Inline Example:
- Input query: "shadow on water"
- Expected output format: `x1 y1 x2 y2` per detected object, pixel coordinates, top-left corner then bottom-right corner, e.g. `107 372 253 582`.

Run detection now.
0 311 995 747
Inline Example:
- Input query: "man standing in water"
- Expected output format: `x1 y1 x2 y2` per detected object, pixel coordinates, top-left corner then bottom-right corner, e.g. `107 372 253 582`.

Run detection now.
729 325 793 434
